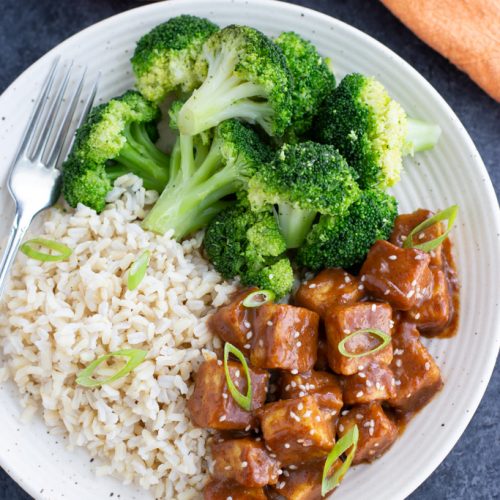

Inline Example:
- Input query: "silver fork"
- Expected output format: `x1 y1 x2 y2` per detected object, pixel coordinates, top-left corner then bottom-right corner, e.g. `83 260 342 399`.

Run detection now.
0 58 99 299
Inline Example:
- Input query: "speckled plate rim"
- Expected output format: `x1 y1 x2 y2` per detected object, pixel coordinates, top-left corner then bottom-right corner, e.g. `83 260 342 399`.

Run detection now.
0 1 499 499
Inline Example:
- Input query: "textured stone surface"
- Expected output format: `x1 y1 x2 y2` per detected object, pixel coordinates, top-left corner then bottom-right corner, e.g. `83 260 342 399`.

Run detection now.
0 0 498 499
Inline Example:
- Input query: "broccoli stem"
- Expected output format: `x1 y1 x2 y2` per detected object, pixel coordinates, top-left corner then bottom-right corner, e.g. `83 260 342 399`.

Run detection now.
142 139 244 238
114 123 170 191
178 49 271 135
276 202 317 249
406 118 442 154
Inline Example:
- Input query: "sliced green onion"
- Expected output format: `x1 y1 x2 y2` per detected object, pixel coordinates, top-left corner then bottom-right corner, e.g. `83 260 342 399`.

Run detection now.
322 425 359 496
76 349 147 388
403 205 459 252
338 328 391 359
20 238 72 262
223 342 252 411
127 250 150 291
242 290 275 308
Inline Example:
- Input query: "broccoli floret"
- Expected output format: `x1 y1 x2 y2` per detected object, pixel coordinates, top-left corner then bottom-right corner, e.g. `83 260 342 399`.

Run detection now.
142 119 272 239
177 25 293 137
204 204 293 298
314 73 441 189
62 91 170 212
274 32 335 139
248 141 360 249
131 15 219 103
297 189 398 270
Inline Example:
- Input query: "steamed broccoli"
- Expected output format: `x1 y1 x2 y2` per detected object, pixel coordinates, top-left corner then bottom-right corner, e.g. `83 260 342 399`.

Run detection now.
274 31 335 139
131 15 219 103
297 189 398 270
177 25 293 137
314 73 441 189
247 141 360 249
204 204 294 298
62 91 170 212
142 118 272 239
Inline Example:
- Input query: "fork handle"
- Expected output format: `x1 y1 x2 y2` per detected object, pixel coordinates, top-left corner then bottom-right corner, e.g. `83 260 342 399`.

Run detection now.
0 208 34 301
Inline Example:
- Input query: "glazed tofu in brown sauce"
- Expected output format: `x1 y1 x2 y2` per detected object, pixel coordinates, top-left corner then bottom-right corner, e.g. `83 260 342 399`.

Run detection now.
190 209 459 496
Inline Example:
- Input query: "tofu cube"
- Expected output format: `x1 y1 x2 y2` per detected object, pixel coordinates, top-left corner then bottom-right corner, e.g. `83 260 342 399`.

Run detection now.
342 362 396 405
187 360 269 430
271 461 333 499
325 302 393 375
279 370 343 419
360 240 433 310
388 322 443 413
295 268 364 318
204 480 266 500
211 437 281 487
251 304 319 372
259 396 334 466
406 267 451 333
209 288 257 353
338 403 398 464
390 209 444 267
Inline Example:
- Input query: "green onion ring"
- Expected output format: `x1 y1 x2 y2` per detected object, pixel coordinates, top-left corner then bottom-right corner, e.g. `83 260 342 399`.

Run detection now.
20 238 72 262
403 205 459 252
338 328 391 359
76 349 147 388
242 289 275 308
223 342 252 411
322 425 359 496
127 250 151 291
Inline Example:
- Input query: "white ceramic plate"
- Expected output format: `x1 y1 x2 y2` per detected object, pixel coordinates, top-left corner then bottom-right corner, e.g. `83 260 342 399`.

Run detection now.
0 1 499 499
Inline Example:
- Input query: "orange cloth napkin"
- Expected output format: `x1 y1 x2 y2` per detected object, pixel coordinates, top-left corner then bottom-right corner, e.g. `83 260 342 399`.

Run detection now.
380 0 500 101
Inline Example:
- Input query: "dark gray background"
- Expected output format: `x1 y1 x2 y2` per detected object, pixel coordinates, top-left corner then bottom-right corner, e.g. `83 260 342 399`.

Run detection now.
0 0 498 498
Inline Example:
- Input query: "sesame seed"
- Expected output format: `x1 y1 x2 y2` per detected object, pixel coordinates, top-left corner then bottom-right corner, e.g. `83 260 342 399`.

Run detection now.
258 339 264 347
270 453 277 458
226 496 233 500
267 320 273 327
291 369 299 375
316 415 321 422
304 410 312 417
241 461 248 468
289 465 298 470
224 465 232 470
384 289 390 295
388 255 397 261
389 320 395 328
374 442 380 447
244 344 251 349
293 331 300 339
394 348 404 356
395 380 401 386
359 372 366 378
341 410 350 416
290 411 301 422
415 313 421 320
309 429 316 435
255 437 262 442
308 283 317 289
344 329 351 334
283 470 289 477
366 380 372 387
222 393 228 399
235 369 241 378
358 284 364 290
415 254 424 261
244 321 251 329
369 427 374 436
344 276 351 283
297 438 304 443
277 481 286 490
371 304 376 312
339 424 344 432
298 391 305 397
425 362 431 371
363 421 371 428
418 233 426 240
297 341 302 347
356 413 363 420
361 275 366 282
358 365 365 371
376 382 382 391
285 384 291 391
219 415 226 422
284 443 290 448
246 331 253 339
245 425 251 431
369 450 375 455
411 280 417 286
406 290 415 299
395 359 402 368
217 360 223 366
356 391 364 398
291 381 297 388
